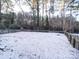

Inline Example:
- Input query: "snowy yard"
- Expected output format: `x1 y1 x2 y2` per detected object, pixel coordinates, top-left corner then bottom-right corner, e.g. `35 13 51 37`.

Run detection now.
73 34 79 36
0 32 79 59
75 34 79 36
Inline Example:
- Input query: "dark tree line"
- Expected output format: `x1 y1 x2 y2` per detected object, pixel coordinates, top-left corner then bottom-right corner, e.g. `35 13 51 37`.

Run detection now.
0 0 79 33
0 12 79 33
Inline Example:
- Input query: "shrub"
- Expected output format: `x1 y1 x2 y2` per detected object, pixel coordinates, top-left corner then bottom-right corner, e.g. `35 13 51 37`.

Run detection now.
0 23 6 29
9 24 20 29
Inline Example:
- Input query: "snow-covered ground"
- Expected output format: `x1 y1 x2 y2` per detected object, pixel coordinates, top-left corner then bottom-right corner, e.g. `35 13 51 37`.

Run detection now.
72 33 79 35
0 32 79 59
73 34 79 36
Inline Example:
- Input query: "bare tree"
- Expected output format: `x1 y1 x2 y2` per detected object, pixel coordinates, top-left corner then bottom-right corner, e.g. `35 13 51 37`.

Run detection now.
0 0 1 22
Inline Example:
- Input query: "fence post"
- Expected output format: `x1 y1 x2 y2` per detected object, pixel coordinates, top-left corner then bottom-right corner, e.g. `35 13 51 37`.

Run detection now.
75 36 79 50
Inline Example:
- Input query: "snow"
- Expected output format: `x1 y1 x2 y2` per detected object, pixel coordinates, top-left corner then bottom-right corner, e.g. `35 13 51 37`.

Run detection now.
74 34 79 36
0 32 79 59
72 33 79 36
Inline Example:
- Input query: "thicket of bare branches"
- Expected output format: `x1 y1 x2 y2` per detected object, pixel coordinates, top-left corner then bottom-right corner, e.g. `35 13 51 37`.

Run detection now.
0 12 79 33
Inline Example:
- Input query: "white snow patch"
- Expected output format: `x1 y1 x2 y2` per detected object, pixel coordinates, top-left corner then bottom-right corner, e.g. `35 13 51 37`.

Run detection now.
0 32 79 59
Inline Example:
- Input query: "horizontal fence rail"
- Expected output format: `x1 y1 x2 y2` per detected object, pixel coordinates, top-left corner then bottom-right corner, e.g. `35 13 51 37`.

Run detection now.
65 32 79 50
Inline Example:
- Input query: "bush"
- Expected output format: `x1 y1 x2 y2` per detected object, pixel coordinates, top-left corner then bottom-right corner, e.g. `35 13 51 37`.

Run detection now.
9 24 20 29
0 23 6 29
4 20 10 28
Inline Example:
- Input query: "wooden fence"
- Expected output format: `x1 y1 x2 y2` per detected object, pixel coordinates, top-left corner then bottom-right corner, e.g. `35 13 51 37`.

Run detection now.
65 32 79 50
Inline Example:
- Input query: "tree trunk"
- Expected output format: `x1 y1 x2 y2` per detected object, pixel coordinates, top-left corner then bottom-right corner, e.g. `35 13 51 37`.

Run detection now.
36 0 39 28
0 0 1 23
